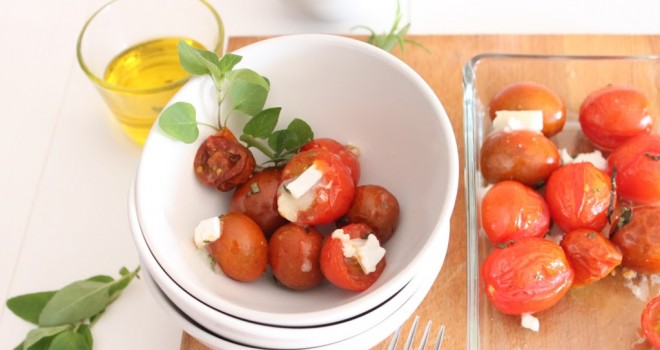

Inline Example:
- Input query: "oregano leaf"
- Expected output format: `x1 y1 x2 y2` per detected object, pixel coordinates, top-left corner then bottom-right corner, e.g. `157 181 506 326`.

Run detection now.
227 69 270 116
268 129 291 155
49 330 90 350
177 41 220 77
243 107 281 138
218 53 242 74
284 118 314 150
6 291 56 325
158 102 199 144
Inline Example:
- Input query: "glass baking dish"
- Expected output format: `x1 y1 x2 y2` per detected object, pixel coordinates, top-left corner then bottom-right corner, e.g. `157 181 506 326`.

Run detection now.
464 53 660 349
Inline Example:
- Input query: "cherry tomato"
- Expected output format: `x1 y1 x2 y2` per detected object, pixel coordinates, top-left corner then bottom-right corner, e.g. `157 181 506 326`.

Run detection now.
277 149 355 225
230 167 287 237
320 223 386 292
194 128 256 192
579 85 653 151
338 184 400 244
489 81 566 137
480 130 560 187
641 294 660 348
611 205 660 274
481 180 550 246
301 138 360 185
608 133 660 204
560 229 622 286
481 238 574 315
269 223 324 290
207 212 268 282
545 162 614 233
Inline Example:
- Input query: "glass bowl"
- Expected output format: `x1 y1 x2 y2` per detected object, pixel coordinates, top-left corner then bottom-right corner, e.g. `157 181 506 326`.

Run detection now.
464 53 660 349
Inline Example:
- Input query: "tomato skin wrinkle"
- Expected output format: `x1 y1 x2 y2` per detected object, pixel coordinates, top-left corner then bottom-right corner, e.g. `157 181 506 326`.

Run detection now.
481 238 573 315
545 163 613 232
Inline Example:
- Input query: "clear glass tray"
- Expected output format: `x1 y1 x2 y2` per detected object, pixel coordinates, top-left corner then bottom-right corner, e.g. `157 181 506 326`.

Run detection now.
464 53 660 349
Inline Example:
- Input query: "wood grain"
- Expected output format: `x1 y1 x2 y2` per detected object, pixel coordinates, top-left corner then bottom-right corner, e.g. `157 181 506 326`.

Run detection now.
181 35 660 350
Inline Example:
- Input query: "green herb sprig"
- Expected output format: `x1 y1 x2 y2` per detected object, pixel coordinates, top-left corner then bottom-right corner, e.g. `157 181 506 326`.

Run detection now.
158 42 313 165
6 266 140 350
353 2 427 53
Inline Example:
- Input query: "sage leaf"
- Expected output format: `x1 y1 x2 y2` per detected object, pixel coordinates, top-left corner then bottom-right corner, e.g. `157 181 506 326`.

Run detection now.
38 280 112 327
24 325 69 349
178 41 221 77
218 53 242 74
76 324 93 349
6 291 56 325
49 330 90 350
243 107 280 138
86 275 113 283
227 69 270 116
159 102 199 144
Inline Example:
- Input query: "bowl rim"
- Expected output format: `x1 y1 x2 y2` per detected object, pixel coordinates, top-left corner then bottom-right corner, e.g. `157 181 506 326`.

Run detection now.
135 33 459 326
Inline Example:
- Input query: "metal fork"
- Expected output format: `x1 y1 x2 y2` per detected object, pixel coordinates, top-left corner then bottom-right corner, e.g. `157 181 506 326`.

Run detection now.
387 315 445 350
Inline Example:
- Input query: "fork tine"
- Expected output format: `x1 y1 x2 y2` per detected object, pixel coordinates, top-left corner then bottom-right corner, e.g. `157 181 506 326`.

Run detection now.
403 315 420 350
433 324 446 350
387 324 402 350
417 320 432 350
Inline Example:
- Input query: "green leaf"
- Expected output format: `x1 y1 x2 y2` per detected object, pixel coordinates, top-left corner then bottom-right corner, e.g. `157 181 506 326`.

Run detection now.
177 40 220 77
38 280 112 327
86 275 113 283
227 69 270 116
243 107 281 138
158 102 199 144
76 324 93 349
284 118 314 150
108 266 140 300
6 291 56 325
49 330 90 350
268 129 290 154
218 53 242 74
24 325 69 349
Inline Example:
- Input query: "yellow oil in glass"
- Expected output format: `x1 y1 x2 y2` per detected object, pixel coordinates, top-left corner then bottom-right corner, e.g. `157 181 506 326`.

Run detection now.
102 37 208 145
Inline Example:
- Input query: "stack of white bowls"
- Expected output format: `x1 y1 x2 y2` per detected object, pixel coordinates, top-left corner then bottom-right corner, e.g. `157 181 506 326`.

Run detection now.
129 34 458 349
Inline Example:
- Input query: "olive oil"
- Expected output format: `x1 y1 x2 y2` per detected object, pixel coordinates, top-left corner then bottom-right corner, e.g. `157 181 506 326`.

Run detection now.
101 37 208 145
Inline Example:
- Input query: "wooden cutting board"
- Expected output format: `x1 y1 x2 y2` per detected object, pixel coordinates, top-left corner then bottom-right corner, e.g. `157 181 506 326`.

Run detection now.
181 34 660 350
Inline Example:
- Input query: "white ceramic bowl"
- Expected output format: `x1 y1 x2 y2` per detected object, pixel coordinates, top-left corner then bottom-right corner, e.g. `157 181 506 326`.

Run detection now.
139 224 442 350
129 181 447 348
134 34 458 327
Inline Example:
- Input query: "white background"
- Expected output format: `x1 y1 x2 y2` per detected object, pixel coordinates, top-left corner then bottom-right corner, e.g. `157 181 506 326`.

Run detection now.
1 0 659 349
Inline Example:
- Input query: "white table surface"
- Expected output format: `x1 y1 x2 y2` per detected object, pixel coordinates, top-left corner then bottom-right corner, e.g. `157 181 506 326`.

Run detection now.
1 0 659 349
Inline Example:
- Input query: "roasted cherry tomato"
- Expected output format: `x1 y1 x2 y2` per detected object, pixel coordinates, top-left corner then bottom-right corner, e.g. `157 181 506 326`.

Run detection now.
579 85 653 151
320 223 386 292
560 229 622 286
545 162 614 233
230 167 287 237
608 133 660 204
480 130 560 187
481 238 574 315
481 180 550 246
277 149 355 225
269 223 324 290
641 294 660 348
489 81 567 137
611 205 660 274
301 138 360 185
338 184 400 244
194 128 256 192
207 212 268 282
